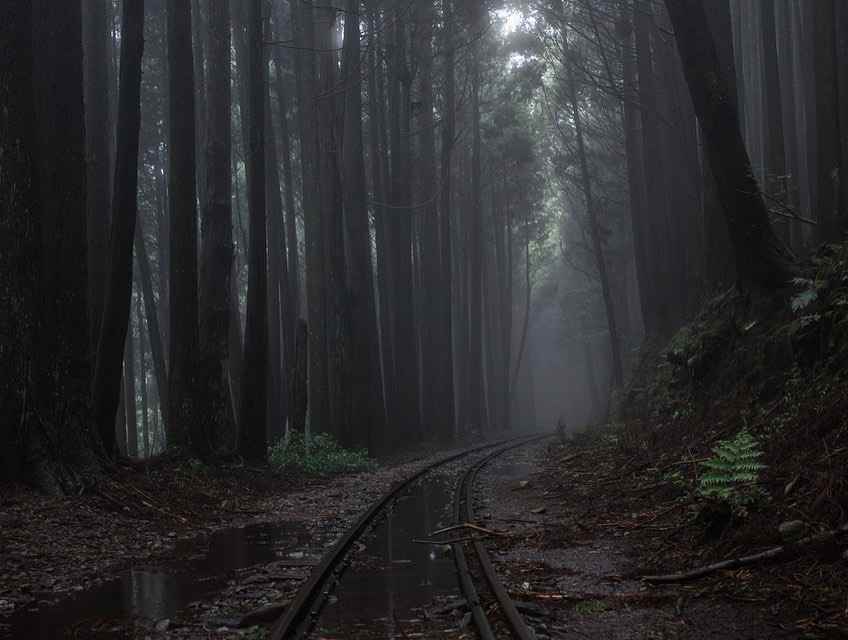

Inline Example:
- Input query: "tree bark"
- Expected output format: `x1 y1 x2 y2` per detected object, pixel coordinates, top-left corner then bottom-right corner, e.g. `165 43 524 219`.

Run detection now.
237 0 268 461
663 0 796 289
199 0 233 452
265 51 290 444
812 0 841 240
388 2 420 441
134 229 168 430
83 0 113 355
137 292 150 458
30 0 96 489
467 6 484 433
92 0 145 457
342 0 385 453
292 0 329 438
124 303 138 457
167 0 203 453
438 0 457 442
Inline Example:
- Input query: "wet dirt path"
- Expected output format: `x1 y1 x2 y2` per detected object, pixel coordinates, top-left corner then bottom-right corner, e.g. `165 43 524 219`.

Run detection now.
475 441 795 639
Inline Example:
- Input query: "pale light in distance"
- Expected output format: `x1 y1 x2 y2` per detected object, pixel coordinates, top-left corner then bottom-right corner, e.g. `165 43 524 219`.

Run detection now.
495 8 524 35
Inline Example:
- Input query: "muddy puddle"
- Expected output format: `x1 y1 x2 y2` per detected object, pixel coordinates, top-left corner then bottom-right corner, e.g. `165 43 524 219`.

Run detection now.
313 475 460 639
1 520 308 639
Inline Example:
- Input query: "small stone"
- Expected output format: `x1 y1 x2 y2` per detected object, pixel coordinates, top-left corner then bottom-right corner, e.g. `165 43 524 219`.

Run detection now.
518 480 530 489
778 520 806 542
459 611 472 630
531 506 547 515
154 618 170 632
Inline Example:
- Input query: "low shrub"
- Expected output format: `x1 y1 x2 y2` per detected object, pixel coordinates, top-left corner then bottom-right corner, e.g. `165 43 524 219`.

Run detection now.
268 431 377 475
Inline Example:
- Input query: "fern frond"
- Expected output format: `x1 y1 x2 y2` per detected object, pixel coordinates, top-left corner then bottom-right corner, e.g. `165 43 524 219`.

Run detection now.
697 429 767 507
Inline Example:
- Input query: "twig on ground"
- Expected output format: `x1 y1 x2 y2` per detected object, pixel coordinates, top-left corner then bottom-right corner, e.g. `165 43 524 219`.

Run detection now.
429 522 510 538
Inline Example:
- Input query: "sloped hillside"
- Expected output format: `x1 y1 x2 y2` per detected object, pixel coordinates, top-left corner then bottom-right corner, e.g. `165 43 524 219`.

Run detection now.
556 242 848 636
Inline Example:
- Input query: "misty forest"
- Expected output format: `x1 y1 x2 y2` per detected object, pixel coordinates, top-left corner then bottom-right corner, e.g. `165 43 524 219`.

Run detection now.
2 0 848 638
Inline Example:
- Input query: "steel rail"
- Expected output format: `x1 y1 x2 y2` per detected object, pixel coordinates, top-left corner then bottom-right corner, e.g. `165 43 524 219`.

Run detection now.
268 435 540 640
452 434 551 640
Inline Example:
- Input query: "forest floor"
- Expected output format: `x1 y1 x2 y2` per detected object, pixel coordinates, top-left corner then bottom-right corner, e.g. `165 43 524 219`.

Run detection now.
474 442 798 639
0 441 476 638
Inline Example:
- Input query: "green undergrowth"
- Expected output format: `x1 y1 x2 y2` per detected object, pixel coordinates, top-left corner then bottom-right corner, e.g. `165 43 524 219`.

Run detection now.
268 431 377 476
608 241 848 531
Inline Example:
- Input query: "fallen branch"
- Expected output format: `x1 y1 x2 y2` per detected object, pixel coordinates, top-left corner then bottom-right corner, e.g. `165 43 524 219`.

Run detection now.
236 601 290 627
510 590 676 602
412 535 485 545
643 522 848 583
429 522 510 538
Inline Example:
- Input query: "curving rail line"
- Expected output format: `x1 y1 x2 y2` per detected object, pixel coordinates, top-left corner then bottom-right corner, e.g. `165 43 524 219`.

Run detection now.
269 433 549 640
452 435 550 640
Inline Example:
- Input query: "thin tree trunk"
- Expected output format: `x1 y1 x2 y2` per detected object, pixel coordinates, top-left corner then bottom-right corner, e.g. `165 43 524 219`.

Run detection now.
467 8 484 433
137 292 150 458
439 0 457 441
92 0 145 456
238 0 268 461
565 46 622 388
124 303 138 457
271 7 301 324
134 229 168 428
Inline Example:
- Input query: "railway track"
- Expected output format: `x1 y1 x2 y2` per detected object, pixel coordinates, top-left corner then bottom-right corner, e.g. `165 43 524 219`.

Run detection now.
453 436 549 640
269 434 550 640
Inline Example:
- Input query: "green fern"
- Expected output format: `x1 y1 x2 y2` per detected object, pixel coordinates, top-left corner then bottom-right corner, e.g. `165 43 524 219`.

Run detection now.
697 429 766 506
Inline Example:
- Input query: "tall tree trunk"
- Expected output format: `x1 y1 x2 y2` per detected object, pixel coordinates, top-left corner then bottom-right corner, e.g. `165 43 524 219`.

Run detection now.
342 0 385 453
31 0 95 488
438 0 457 441
270 40 299 404
272 4 301 325
467 8 484 433
619 0 652 330
124 303 138 457
416 0 444 440
83 0 113 356
199 0 233 453
315 7 347 441
702 0 737 286
812 0 840 240
368 8 395 443
137 292 150 458
565 60 624 387
663 0 796 289
92 0 145 456
292 0 329 438
237 0 268 461
836 0 848 231
167 0 203 454
134 229 168 429
634 0 674 333
265 51 290 444
389 2 420 441
191 0 208 218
